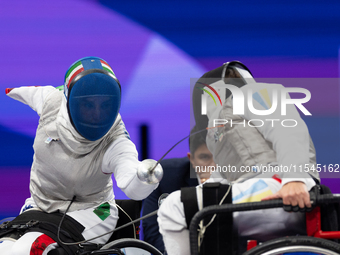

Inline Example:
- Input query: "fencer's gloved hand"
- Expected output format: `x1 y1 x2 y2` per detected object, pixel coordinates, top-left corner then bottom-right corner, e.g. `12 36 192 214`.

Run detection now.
137 159 163 184
283 204 313 213
283 185 319 213
283 204 299 212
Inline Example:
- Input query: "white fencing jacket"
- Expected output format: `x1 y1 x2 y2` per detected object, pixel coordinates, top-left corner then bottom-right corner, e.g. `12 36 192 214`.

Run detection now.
7 86 158 213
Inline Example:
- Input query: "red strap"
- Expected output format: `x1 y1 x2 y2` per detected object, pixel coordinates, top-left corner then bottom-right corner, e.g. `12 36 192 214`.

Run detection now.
272 174 282 183
30 234 56 255
5 88 13 94
247 240 258 250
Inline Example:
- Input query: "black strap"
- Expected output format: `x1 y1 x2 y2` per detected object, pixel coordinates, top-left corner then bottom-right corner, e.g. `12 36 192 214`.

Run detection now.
181 183 234 255
319 185 339 234
108 199 142 242
0 210 85 255
201 183 233 255
181 186 199 229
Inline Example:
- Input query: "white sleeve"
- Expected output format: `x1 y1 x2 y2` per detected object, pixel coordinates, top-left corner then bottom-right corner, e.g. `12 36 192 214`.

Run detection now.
240 83 312 185
6 86 57 116
102 137 158 200
158 190 191 255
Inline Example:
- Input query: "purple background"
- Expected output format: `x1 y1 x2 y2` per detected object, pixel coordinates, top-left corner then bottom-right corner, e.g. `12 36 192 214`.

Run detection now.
0 0 340 218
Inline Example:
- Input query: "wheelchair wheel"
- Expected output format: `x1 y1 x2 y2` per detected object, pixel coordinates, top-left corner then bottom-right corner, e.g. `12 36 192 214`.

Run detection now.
243 236 340 255
99 238 162 255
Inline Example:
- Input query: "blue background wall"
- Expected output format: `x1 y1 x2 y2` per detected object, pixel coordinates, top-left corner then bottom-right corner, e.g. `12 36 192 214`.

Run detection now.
1 0 340 218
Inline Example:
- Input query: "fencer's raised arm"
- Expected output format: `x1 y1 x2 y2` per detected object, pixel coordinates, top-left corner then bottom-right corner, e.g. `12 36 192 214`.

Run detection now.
6 86 57 116
102 134 161 200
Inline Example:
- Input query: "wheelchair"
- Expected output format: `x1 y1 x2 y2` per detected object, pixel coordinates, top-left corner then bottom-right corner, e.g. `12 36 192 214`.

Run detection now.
90 199 162 255
0 199 162 255
189 190 340 255
3 191 340 255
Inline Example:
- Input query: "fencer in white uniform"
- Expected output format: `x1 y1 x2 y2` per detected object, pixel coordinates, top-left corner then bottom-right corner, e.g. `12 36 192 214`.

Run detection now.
0 57 161 255
158 61 319 255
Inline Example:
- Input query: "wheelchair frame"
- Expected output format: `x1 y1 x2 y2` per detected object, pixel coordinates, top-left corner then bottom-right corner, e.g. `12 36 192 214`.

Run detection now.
189 193 340 255
3 194 340 254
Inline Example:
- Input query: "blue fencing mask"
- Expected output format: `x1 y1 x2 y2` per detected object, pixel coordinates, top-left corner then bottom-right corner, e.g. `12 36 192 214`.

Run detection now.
64 57 121 141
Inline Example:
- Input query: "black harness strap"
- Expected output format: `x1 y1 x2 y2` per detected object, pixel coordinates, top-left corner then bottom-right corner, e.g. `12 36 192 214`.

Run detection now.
201 183 233 255
181 186 199 229
181 183 234 255
0 210 85 255
318 185 339 240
